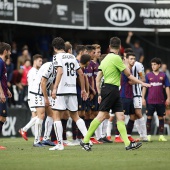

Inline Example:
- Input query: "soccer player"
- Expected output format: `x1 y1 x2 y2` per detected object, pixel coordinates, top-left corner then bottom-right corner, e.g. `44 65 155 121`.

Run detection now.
19 54 43 140
49 37 87 151
30 62 56 147
142 58 170 142
0 42 12 150
80 37 150 151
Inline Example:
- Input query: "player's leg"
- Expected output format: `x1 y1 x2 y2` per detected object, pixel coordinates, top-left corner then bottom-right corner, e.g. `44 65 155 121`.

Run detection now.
34 106 45 147
157 104 167 141
49 96 66 151
134 97 147 141
0 101 7 150
107 110 114 140
41 105 55 146
146 104 155 141
19 97 37 141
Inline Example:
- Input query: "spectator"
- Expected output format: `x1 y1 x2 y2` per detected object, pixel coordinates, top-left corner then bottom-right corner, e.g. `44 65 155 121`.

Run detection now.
17 47 31 70
10 41 18 69
20 59 32 107
160 63 170 81
6 58 14 107
126 32 144 63
11 69 23 107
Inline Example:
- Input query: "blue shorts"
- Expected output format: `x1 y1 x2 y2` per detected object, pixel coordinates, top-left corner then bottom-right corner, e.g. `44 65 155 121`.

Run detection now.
146 104 165 117
0 101 7 117
77 94 86 111
91 94 99 111
121 98 135 115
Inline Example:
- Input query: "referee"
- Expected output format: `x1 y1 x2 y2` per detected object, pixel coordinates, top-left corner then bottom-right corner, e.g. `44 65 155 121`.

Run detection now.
80 37 151 151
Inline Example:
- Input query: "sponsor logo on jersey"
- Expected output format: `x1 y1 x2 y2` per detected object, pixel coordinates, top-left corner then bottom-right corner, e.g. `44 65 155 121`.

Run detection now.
64 82 76 87
104 4 135 26
150 82 162 86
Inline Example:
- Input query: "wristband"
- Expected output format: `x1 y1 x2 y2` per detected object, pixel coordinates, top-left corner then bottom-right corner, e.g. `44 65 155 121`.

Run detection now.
98 93 101 96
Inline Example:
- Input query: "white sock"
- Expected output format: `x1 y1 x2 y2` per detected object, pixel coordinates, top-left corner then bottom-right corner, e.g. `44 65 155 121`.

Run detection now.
43 116 53 141
138 117 147 137
76 118 87 137
95 123 102 140
135 119 142 137
23 116 37 132
34 118 43 144
54 121 63 145
107 120 112 137
101 119 108 138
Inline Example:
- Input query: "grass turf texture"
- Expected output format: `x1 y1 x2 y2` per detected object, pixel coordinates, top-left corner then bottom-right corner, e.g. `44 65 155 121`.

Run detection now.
0 136 170 170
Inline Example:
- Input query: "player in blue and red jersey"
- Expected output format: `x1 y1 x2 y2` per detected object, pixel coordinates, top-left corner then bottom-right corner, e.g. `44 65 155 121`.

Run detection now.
142 58 170 142
0 42 12 150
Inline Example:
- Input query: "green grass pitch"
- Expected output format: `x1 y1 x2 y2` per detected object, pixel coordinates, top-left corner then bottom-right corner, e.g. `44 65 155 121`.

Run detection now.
1 136 170 170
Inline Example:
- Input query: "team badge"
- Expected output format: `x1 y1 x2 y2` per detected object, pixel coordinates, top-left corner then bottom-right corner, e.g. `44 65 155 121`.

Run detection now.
160 77 163 80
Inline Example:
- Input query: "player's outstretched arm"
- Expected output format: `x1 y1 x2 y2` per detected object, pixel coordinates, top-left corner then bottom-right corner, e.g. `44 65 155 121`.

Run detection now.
96 71 103 104
123 68 151 88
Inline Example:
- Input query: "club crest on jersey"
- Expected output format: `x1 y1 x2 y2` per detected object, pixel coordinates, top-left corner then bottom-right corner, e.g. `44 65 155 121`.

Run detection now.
160 77 163 80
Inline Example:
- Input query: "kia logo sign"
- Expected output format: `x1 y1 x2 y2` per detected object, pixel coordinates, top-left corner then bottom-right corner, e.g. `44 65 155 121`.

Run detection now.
105 4 135 26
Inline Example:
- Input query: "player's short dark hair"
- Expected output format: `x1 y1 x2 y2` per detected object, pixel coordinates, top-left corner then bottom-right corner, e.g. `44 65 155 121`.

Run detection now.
126 52 136 59
80 54 91 65
124 48 133 54
33 54 43 61
151 58 162 65
0 42 11 55
76 45 85 55
52 37 65 50
85 45 95 52
110 37 121 49
65 41 72 53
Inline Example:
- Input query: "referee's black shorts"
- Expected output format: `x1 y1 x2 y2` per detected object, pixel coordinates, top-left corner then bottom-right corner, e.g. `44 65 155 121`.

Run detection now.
99 84 123 113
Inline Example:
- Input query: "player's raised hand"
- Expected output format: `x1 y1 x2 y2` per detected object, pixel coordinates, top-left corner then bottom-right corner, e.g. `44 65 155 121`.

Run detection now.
141 82 151 88
7 89 12 98
0 93 6 103
51 89 57 99
128 31 133 37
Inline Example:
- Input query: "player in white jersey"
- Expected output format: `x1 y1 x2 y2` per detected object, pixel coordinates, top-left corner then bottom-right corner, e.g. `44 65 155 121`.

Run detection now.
30 62 56 147
19 54 43 140
49 37 88 151
125 48 147 141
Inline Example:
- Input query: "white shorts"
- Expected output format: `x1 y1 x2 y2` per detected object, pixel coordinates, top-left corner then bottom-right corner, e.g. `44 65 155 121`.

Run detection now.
30 93 52 108
51 95 78 112
28 99 36 112
133 97 142 109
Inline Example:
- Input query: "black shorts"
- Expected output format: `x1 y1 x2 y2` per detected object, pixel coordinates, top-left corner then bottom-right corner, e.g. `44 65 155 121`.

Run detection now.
121 98 135 115
91 94 99 111
77 94 86 111
146 104 165 117
99 84 123 113
0 101 7 117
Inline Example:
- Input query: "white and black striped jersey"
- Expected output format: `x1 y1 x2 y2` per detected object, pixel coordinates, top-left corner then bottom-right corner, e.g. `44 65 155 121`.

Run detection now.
132 61 145 97
27 67 38 99
53 53 80 95
30 62 56 95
